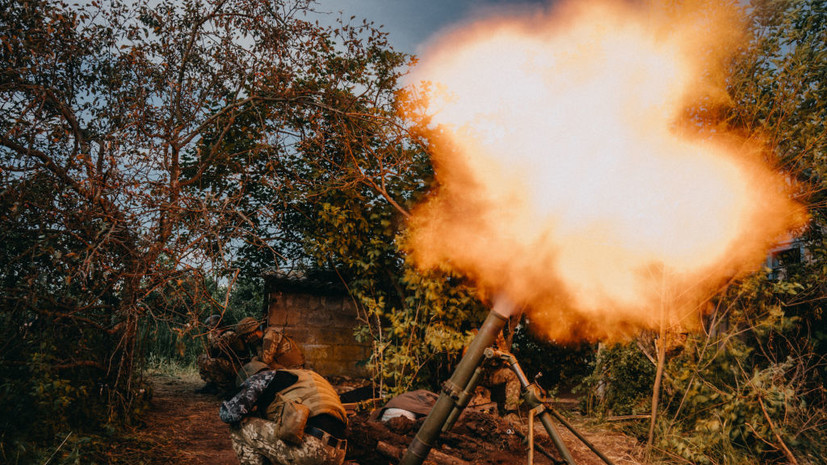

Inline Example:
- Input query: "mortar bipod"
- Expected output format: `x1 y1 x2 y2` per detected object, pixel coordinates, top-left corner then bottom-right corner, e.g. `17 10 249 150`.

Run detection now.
489 348 617 465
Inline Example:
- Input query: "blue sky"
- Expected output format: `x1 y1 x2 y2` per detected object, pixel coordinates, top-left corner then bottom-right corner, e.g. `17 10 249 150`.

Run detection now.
312 0 548 55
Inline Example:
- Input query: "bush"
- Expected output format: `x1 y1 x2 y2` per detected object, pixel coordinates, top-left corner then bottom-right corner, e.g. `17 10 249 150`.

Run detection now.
652 276 827 465
580 342 656 418
0 313 148 464
141 276 265 371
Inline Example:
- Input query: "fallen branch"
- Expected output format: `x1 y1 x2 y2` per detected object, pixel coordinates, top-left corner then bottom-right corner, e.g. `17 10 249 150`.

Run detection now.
605 414 651 422
44 431 72 465
758 397 799 465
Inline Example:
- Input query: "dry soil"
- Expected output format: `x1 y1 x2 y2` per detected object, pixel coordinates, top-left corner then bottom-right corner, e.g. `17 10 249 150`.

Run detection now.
127 372 647 465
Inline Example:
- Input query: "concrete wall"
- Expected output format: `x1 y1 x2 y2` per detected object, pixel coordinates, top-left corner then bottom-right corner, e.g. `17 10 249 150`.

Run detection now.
266 289 370 377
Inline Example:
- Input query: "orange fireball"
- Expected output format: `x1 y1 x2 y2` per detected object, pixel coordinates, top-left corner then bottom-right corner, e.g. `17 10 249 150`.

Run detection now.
403 0 806 341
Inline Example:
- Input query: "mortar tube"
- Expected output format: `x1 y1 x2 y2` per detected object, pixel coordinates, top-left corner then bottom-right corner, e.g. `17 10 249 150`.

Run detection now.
442 364 485 433
399 308 509 465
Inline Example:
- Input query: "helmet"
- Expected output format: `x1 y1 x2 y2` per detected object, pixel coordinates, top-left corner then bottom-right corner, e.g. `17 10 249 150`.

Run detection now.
236 360 270 386
203 314 221 328
236 317 260 335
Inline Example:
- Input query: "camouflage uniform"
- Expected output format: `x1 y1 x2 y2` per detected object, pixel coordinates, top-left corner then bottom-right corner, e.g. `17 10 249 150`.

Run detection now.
260 327 305 370
221 370 347 465
229 418 345 465
479 365 521 413
473 331 521 414
197 355 235 391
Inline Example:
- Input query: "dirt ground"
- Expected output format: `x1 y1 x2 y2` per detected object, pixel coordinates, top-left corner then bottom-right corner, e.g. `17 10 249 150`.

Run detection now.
123 371 239 465
126 372 647 465
346 401 649 465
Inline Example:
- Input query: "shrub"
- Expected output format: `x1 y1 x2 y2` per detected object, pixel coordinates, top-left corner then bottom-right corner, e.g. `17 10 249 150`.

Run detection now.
580 342 656 418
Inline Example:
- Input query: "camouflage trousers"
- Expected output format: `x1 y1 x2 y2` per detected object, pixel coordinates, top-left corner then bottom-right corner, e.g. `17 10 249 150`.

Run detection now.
480 367 521 413
230 417 346 465
196 354 236 391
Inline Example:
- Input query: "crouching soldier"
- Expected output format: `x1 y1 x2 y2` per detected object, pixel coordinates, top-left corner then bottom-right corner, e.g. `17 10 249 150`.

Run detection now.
220 361 347 465
196 314 246 394
236 317 306 370
466 328 521 417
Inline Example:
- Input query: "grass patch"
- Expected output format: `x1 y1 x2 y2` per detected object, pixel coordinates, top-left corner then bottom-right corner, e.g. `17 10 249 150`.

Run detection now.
143 356 199 378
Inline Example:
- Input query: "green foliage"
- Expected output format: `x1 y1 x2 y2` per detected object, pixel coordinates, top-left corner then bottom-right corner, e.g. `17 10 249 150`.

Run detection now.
3 2 821 465
577 278 825 465
612 2 827 462
142 275 267 371
581 342 656 418
652 274 826 464
0 318 137 464
377 267 485 393
512 324 596 393
305 190 486 394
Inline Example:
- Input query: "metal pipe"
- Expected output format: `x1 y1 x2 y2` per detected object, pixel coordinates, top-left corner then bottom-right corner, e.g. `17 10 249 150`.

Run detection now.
505 352 576 465
442 364 485 433
502 349 614 465
528 407 537 465
400 307 509 465
512 426 558 462
537 411 575 464
548 407 616 465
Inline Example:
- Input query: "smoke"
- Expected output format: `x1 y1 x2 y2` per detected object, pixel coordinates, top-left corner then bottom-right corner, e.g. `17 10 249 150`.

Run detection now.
402 0 807 341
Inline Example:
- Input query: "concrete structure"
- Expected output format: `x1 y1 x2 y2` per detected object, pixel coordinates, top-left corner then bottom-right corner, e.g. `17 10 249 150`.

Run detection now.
264 274 370 377
766 237 806 281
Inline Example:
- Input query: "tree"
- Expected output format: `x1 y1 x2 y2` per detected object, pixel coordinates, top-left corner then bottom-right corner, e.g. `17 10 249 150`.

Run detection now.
0 0 428 460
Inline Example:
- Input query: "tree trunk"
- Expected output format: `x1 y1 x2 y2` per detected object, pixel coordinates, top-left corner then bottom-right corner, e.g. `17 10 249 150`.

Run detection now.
647 333 667 447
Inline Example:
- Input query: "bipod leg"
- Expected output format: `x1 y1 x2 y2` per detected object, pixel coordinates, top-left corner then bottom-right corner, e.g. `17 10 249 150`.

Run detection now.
513 427 561 464
545 405 617 465
494 349 576 465
527 407 537 465
526 406 568 465
535 405 576 464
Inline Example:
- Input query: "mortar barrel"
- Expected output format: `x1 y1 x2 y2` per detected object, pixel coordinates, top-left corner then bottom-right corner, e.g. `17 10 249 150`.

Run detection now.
400 307 509 465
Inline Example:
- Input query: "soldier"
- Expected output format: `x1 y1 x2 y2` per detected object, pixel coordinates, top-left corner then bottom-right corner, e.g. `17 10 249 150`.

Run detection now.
237 317 306 370
235 317 264 360
220 361 347 465
479 361 521 416
467 329 521 417
196 314 246 394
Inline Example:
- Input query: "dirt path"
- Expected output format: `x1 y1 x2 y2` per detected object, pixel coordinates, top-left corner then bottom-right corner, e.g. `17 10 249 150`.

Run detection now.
126 371 238 465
